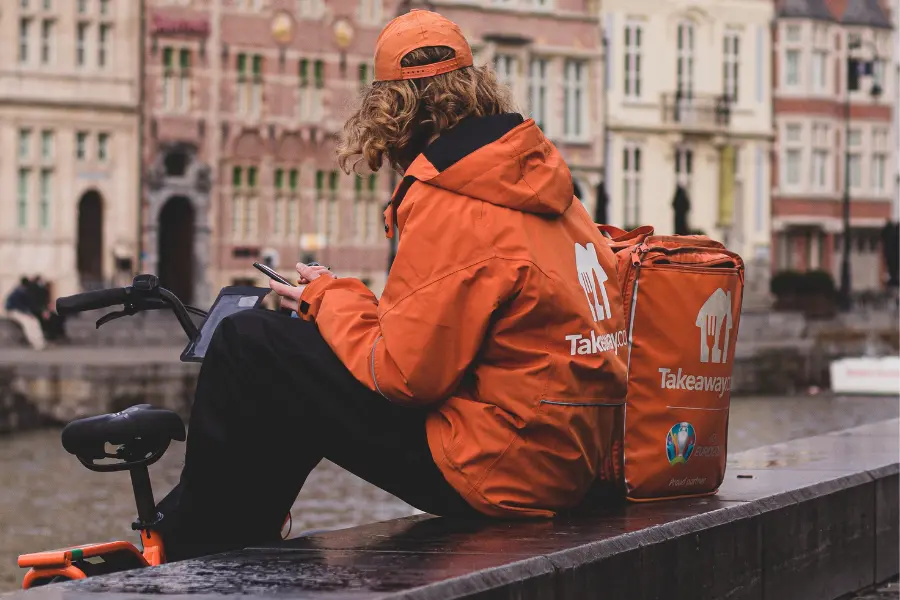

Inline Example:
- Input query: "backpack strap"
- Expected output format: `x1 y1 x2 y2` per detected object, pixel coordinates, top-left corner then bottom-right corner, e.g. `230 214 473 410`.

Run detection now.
597 225 655 251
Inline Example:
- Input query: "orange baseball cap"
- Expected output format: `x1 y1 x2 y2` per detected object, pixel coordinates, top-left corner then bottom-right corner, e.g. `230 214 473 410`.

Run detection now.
373 10 474 82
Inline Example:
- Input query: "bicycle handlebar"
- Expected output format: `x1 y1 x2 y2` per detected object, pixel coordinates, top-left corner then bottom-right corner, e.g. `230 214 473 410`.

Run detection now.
57 288 130 316
55 276 203 342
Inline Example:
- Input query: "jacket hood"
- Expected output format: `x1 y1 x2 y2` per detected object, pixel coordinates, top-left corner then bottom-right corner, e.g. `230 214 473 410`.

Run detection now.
396 113 575 217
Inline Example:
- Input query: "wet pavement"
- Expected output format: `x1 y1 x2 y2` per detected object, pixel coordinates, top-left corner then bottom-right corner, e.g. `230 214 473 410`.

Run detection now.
5 418 896 600
0 393 897 592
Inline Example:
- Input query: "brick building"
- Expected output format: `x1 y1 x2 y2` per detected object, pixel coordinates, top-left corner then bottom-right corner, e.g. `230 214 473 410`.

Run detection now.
142 0 395 306
422 0 605 216
141 0 604 306
772 0 895 292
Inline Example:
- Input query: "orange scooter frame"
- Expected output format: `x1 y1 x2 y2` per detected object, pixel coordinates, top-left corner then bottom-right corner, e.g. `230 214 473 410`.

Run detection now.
19 530 166 589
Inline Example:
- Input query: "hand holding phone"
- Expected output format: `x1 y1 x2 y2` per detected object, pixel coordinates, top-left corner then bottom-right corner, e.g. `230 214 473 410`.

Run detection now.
253 262 295 286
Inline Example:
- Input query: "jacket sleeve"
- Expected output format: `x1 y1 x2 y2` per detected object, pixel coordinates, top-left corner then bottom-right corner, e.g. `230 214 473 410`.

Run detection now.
298 223 518 406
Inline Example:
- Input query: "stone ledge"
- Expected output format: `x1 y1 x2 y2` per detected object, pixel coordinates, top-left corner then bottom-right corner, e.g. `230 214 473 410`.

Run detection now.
6 419 899 600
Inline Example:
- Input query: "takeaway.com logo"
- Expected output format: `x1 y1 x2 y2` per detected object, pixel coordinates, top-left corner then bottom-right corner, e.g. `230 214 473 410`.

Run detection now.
658 288 735 397
566 242 627 356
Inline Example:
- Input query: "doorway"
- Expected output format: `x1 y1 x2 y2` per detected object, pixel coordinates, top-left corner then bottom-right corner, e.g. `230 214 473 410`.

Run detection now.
157 196 195 304
76 190 104 289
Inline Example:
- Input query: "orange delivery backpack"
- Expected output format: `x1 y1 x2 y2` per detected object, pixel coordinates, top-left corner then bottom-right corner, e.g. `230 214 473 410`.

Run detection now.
598 225 745 502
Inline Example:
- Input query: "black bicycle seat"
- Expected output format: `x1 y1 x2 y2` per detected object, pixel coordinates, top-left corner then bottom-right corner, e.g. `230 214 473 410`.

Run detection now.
61 404 186 460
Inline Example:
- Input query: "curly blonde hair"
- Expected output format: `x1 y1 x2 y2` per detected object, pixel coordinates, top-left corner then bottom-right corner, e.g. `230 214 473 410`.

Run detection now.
336 46 517 174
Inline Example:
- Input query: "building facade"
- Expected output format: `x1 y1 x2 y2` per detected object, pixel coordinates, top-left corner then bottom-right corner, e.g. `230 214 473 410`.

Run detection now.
142 0 604 306
601 0 775 302
420 0 605 214
772 0 895 292
0 0 141 299
143 0 400 306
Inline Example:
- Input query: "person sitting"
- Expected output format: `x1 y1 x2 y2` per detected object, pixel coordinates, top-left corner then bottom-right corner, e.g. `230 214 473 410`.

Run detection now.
4 277 47 350
154 9 628 562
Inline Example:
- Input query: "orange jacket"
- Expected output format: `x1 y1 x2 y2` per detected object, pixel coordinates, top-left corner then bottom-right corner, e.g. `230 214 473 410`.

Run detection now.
298 114 628 517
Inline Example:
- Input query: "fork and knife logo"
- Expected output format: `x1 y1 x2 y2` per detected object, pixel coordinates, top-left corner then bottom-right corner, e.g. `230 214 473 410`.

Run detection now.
574 242 612 323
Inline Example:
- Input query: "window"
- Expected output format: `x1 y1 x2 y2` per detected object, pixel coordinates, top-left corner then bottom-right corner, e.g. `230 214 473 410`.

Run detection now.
785 24 801 42
76 22 88 67
314 60 325 89
39 169 51 229
563 60 586 140
162 47 191 112
77 0 87 13
98 23 110 68
288 169 300 236
179 49 191 110
624 22 642 99
811 50 827 92
493 54 517 92
97 133 109 161
40 19 53 64
359 0 382 23
17 169 30 228
273 169 285 236
784 50 799 86
297 0 324 19
327 171 339 243
786 124 802 142
76 131 87 160
299 59 324 122
232 166 258 239
871 128 888 194
366 175 379 244
41 130 53 160
358 63 371 89
528 58 548 131
315 170 327 239
251 55 263 117
19 129 32 161
676 22 694 100
873 59 885 90
43 0 50 8
100 0 109 15
810 123 830 190
846 128 862 191
723 31 739 102
354 176 365 242
232 167 243 236
785 150 801 185
622 143 642 226
19 18 32 64
675 147 693 188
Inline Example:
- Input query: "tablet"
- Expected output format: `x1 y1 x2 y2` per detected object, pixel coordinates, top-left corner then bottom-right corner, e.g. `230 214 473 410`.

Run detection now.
180 286 272 363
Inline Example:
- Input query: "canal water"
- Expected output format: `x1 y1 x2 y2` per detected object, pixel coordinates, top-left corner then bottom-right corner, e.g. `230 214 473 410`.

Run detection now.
0 394 897 591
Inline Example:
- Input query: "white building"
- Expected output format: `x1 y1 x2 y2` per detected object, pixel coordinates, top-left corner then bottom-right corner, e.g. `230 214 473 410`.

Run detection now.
601 0 775 301
0 0 141 301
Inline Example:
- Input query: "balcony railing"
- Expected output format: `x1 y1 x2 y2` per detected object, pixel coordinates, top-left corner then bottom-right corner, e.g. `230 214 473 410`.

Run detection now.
661 92 732 134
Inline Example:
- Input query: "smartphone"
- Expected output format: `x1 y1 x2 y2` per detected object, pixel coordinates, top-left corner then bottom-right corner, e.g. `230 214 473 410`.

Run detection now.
252 262 295 287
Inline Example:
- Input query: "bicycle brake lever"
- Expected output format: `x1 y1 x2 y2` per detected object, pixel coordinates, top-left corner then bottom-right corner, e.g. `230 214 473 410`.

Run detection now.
95 310 130 329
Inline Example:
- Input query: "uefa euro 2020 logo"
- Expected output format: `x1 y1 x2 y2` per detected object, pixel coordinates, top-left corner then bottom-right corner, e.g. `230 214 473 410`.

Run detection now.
666 422 697 465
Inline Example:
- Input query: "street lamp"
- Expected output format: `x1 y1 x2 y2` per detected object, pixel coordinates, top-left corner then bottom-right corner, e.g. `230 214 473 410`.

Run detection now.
839 37 882 312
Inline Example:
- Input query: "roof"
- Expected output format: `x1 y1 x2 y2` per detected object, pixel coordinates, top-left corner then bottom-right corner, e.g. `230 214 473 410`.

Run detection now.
777 0 894 29
839 0 893 28
777 0 834 21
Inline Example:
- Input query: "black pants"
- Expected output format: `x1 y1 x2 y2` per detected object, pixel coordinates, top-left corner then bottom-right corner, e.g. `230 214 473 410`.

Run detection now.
156 309 476 561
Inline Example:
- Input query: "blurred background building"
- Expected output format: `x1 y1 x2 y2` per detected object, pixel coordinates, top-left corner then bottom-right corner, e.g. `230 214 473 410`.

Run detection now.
771 0 895 292
0 0 896 308
601 0 775 303
0 0 141 298
143 0 392 305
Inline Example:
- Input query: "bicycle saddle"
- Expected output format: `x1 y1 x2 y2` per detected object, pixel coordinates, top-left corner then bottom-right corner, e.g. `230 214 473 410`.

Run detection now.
61 404 186 460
